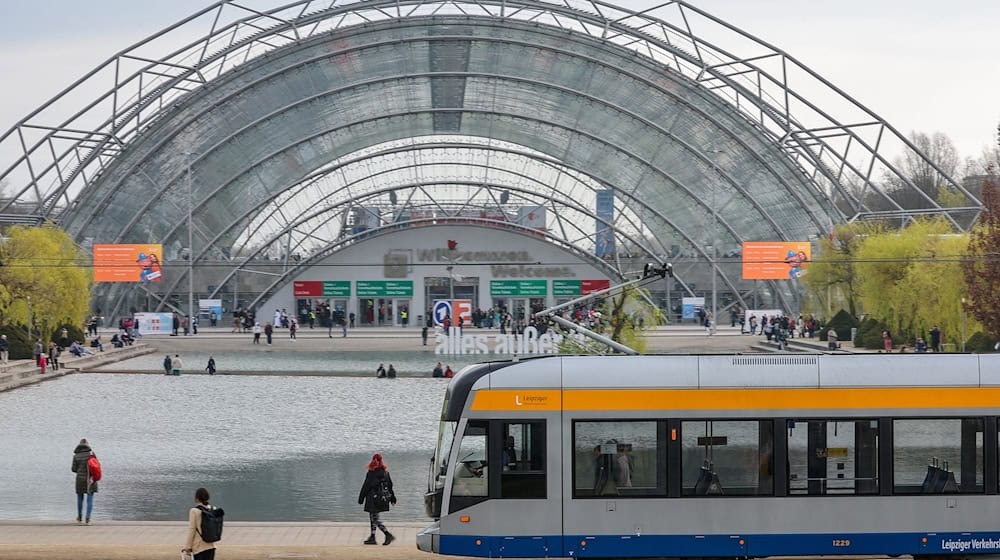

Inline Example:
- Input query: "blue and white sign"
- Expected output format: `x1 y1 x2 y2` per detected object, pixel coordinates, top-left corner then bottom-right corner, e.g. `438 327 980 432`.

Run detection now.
433 300 453 326
682 297 705 320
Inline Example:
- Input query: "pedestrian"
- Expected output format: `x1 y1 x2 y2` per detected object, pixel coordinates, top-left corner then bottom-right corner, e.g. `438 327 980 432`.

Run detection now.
915 338 928 353
182 315 190 336
172 313 180 336
341 316 348 338
882 329 893 352
358 453 396 545
172 354 184 376
387 364 396 379
432 362 444 378
210 311 217 327
421 325 428 346
34 340 43 365
163 354 173 375
349 312 356 328
265 322 273 345
376 363 387 378
252 322 262 344
192 316 199 335
206 356 216 375
39 352 48 374
827 328 839 351
183 487 218 560
444 365 454 378
289 319 297 341
60 327 70 348
929 325 942 353
0 334 9 364
71 438 98 525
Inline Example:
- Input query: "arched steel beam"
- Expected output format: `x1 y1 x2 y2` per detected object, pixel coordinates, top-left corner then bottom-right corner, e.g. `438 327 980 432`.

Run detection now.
72 33 826 239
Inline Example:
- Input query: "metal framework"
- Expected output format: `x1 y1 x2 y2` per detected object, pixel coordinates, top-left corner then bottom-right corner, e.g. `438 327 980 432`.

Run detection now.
0 0 980 316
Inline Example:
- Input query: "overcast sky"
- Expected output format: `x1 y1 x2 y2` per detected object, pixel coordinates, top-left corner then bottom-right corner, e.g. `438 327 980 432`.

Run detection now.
1 0 997 161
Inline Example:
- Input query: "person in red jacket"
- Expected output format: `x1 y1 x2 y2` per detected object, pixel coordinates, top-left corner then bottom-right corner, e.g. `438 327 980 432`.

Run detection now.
444 365 455 378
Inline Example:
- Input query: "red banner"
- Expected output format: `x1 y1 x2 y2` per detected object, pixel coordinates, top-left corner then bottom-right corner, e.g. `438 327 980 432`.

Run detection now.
293 281 322 297
581 279 611 295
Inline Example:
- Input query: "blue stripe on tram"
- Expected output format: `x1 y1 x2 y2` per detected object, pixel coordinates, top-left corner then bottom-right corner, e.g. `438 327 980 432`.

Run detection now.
439 532 1000 558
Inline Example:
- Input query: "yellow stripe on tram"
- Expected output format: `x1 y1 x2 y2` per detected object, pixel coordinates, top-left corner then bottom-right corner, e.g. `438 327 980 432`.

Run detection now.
470 387 1000 412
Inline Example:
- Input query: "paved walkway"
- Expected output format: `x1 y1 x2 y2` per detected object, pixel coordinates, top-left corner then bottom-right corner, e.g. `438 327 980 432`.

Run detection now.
0 521 458 560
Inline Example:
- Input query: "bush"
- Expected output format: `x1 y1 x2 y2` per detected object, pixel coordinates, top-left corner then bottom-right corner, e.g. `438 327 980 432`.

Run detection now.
818 309 858 342
0 324 34 360
50 324 85 347
855 317 879 345
966 332 999 353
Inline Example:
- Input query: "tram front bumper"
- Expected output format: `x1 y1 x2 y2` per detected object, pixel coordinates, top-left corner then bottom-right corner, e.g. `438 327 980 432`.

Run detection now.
417 521 440 553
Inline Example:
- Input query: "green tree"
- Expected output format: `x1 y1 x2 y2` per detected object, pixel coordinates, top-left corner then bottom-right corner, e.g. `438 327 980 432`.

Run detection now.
963 173 1000 340
0 225 92 342
804 222 880 317
855 218 970 346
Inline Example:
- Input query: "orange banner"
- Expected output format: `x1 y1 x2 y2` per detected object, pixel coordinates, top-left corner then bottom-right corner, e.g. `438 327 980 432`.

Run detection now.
93 244 163 283
742 241 811 280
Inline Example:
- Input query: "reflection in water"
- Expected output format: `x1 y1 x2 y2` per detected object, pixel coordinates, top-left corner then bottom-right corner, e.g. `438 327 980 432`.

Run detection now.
0 374 446 521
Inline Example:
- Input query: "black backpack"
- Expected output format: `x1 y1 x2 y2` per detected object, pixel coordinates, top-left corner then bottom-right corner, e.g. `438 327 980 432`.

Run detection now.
372 477 392 508
197 505 225 543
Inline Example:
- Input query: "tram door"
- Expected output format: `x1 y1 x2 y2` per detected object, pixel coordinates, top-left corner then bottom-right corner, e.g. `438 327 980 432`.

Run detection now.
486 419 560 558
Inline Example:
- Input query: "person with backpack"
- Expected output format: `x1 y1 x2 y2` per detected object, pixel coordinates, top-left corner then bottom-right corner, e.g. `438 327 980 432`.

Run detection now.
357 453 396 545
71 438 99 524
183 487 223 560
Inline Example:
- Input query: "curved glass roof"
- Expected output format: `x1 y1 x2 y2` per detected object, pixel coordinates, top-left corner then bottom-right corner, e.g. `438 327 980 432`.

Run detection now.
0 0 976 315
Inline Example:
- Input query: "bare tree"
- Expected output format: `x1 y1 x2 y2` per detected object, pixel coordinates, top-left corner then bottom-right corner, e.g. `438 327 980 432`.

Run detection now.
885 131 961 209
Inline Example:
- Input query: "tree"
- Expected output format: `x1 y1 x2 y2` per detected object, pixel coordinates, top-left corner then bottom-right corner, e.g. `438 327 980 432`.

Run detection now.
854 218 969 346
803 222 881 317
963 173 1000 340
886 131 962 209
0 225 92 342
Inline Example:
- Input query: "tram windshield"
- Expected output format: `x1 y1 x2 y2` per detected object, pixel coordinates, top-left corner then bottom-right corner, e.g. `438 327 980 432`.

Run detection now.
433 421 457 489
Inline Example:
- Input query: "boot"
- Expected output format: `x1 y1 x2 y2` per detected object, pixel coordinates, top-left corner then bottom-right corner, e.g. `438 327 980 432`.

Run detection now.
383 532 395 546
76 515 82 525
363 534 377 545
85 517 90 525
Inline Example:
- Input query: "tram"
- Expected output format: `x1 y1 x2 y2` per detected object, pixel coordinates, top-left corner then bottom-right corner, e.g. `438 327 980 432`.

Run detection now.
418 353 1000 558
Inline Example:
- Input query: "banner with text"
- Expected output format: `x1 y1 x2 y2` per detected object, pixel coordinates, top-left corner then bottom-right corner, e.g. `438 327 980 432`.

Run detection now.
133 312 173 335
293 281 351 297
553 279 611 297
742 241 811 280
93 244 163 283
356 280 413 297
490 280 547 297
682 297 705 320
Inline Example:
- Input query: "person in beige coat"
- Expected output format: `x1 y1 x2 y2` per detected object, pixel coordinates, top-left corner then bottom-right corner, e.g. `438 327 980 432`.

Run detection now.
182 488 216 559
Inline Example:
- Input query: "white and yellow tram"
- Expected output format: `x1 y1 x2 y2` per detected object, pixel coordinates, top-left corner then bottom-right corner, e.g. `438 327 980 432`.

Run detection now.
418 353 1000 558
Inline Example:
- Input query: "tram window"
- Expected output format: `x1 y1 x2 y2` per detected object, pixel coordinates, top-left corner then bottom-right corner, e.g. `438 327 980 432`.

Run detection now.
682 420 773 496
451 421 489 499
572 421 662 498
787 419 878 495
893 418 984 494
500 421 546 499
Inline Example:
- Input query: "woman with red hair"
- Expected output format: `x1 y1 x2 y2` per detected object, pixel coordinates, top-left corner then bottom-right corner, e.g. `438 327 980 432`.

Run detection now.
358 453 396 545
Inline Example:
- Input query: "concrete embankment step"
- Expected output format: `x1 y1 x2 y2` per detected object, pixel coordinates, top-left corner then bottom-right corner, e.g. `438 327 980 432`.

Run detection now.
0 344 156 393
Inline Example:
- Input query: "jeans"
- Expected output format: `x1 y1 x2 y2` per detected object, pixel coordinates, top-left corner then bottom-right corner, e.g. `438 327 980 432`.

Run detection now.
76 493 94 519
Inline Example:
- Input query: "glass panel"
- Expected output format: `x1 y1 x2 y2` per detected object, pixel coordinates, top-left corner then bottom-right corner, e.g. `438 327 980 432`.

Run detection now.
500 422 546 499
787 419 878 495
682 420 773 496
894 418 984 494
573 421 662 497
451 421 488 498
434 421 457 490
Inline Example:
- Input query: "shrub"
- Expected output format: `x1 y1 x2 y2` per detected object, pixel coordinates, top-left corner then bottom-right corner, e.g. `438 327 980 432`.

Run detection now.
855 317 879 345
0 324 34 360
966 332 999 353
50 324 85 347
818 309 858 342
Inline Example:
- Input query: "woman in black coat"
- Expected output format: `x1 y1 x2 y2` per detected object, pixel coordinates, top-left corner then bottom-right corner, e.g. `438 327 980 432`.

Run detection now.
358 453 396 545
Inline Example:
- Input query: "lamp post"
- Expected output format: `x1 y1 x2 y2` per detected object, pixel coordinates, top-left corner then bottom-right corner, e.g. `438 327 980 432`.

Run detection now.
961 297 967 353
26 295 31 341
185 153 194 327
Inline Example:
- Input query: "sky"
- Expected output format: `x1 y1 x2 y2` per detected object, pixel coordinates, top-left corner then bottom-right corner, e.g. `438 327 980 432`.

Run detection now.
0 0 998 161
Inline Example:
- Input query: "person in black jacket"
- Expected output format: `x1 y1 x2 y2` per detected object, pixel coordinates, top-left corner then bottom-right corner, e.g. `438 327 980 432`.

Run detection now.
358 453 396 545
